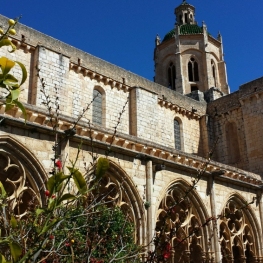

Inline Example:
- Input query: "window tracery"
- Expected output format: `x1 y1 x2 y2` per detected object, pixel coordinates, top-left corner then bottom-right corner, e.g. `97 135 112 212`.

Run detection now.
188 57 199 82
156 185 208 263
219 199 258 263
0 150 41 219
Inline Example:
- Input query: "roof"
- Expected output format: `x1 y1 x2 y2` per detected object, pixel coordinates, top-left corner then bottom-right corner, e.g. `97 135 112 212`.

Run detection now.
162 24 203 43
162 29 175 42
180 24 203 35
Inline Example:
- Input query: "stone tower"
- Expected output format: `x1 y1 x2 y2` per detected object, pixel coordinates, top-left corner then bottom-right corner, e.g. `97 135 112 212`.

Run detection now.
154 0 230 98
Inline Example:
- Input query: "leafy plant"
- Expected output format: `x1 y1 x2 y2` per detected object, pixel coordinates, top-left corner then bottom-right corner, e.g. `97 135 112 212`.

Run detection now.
0 17 27 120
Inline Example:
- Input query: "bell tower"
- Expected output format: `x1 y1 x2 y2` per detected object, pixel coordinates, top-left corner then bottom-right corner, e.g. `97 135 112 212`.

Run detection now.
175 0 196 25
154 1 229 99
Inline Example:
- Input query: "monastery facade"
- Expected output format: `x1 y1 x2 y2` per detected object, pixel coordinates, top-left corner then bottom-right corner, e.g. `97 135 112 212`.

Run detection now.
1 1 263 262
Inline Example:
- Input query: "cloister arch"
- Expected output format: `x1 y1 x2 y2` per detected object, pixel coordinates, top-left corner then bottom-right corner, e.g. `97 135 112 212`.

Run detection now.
156 179 212 262
0 135 48 215
219 193 262 262
99 160 146 244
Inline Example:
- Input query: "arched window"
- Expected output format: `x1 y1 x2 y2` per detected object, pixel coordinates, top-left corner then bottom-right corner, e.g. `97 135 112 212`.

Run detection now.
168 62 176 90
220 197 260 262
174 119 181 150
188 57 199 82
92 89 103 125
225 121 240 164
211 60 217 87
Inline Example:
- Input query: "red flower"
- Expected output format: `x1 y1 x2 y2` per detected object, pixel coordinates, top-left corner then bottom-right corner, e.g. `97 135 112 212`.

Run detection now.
65 242 70 247
49 235 54 239
45 190 50 197
55 160 62 170
163 243 171 259
52 194 56 199
163 251 171 259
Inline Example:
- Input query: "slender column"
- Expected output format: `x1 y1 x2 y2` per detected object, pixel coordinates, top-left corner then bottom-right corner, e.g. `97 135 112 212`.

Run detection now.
258 191 263 258
209 175 221 263
146 159 154 249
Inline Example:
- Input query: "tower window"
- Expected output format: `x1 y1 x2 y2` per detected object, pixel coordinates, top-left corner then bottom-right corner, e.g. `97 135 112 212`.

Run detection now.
92 89 102 125
184 13 188 23
168 62 176 90
188 58 199 82
211 60 217 87
174 119 181 150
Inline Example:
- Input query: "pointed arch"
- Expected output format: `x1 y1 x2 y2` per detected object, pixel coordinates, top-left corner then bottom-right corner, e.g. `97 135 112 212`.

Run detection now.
211 60 217 87
0 135 48 209
188 57 199 82
219 192 262 262
156 178 211 262
103 160 146 244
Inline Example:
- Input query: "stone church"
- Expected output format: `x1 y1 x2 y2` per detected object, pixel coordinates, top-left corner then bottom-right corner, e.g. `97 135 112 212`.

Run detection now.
1 1 263 262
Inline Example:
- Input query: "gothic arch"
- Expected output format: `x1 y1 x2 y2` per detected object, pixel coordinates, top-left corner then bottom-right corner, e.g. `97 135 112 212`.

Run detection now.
210 52 220 62
102 160 146 244
219 193 262 262
0 135 48 212
156 178 211 262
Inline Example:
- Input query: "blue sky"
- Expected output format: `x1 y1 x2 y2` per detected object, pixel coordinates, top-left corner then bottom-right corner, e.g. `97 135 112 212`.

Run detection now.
2 1 263 92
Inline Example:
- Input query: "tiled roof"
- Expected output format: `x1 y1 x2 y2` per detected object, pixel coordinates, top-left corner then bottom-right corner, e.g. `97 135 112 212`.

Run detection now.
162 24 203 43
162 29 175 42
180 24 203 35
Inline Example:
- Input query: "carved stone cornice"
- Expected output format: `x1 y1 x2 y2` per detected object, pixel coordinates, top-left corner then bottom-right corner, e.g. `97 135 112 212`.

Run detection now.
69 62 130 92
158 98 201 120
0 103 261 188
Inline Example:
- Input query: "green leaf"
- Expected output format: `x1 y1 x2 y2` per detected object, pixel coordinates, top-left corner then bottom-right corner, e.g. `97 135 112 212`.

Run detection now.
38 218 58 236
15 61 27 86
10 88 20 101
96 157 109 180
0 182 7 197
0 57 15 76
0 254 6 263
35 208 44 217
47 175 56 195
56 172 71 183
0 39 16 52
9 242 22 262
13 100 27 122
3 74 18 86
10 215 17 228
68 167 87 194
57 193 76 205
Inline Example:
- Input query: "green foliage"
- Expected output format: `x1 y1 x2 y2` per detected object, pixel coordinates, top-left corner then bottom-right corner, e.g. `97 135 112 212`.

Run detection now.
0 17 27 120
0 157 140 263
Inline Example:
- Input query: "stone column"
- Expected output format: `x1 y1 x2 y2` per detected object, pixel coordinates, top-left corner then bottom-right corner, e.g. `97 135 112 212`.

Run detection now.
146 159 154 250
209 174 221 263
257 191 263 257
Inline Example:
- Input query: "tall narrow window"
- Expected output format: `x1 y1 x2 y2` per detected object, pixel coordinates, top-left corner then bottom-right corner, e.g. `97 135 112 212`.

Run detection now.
168 62 176 90
211 60 216 87
174 119 181 150
188 58 199 82
92 89 102 125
